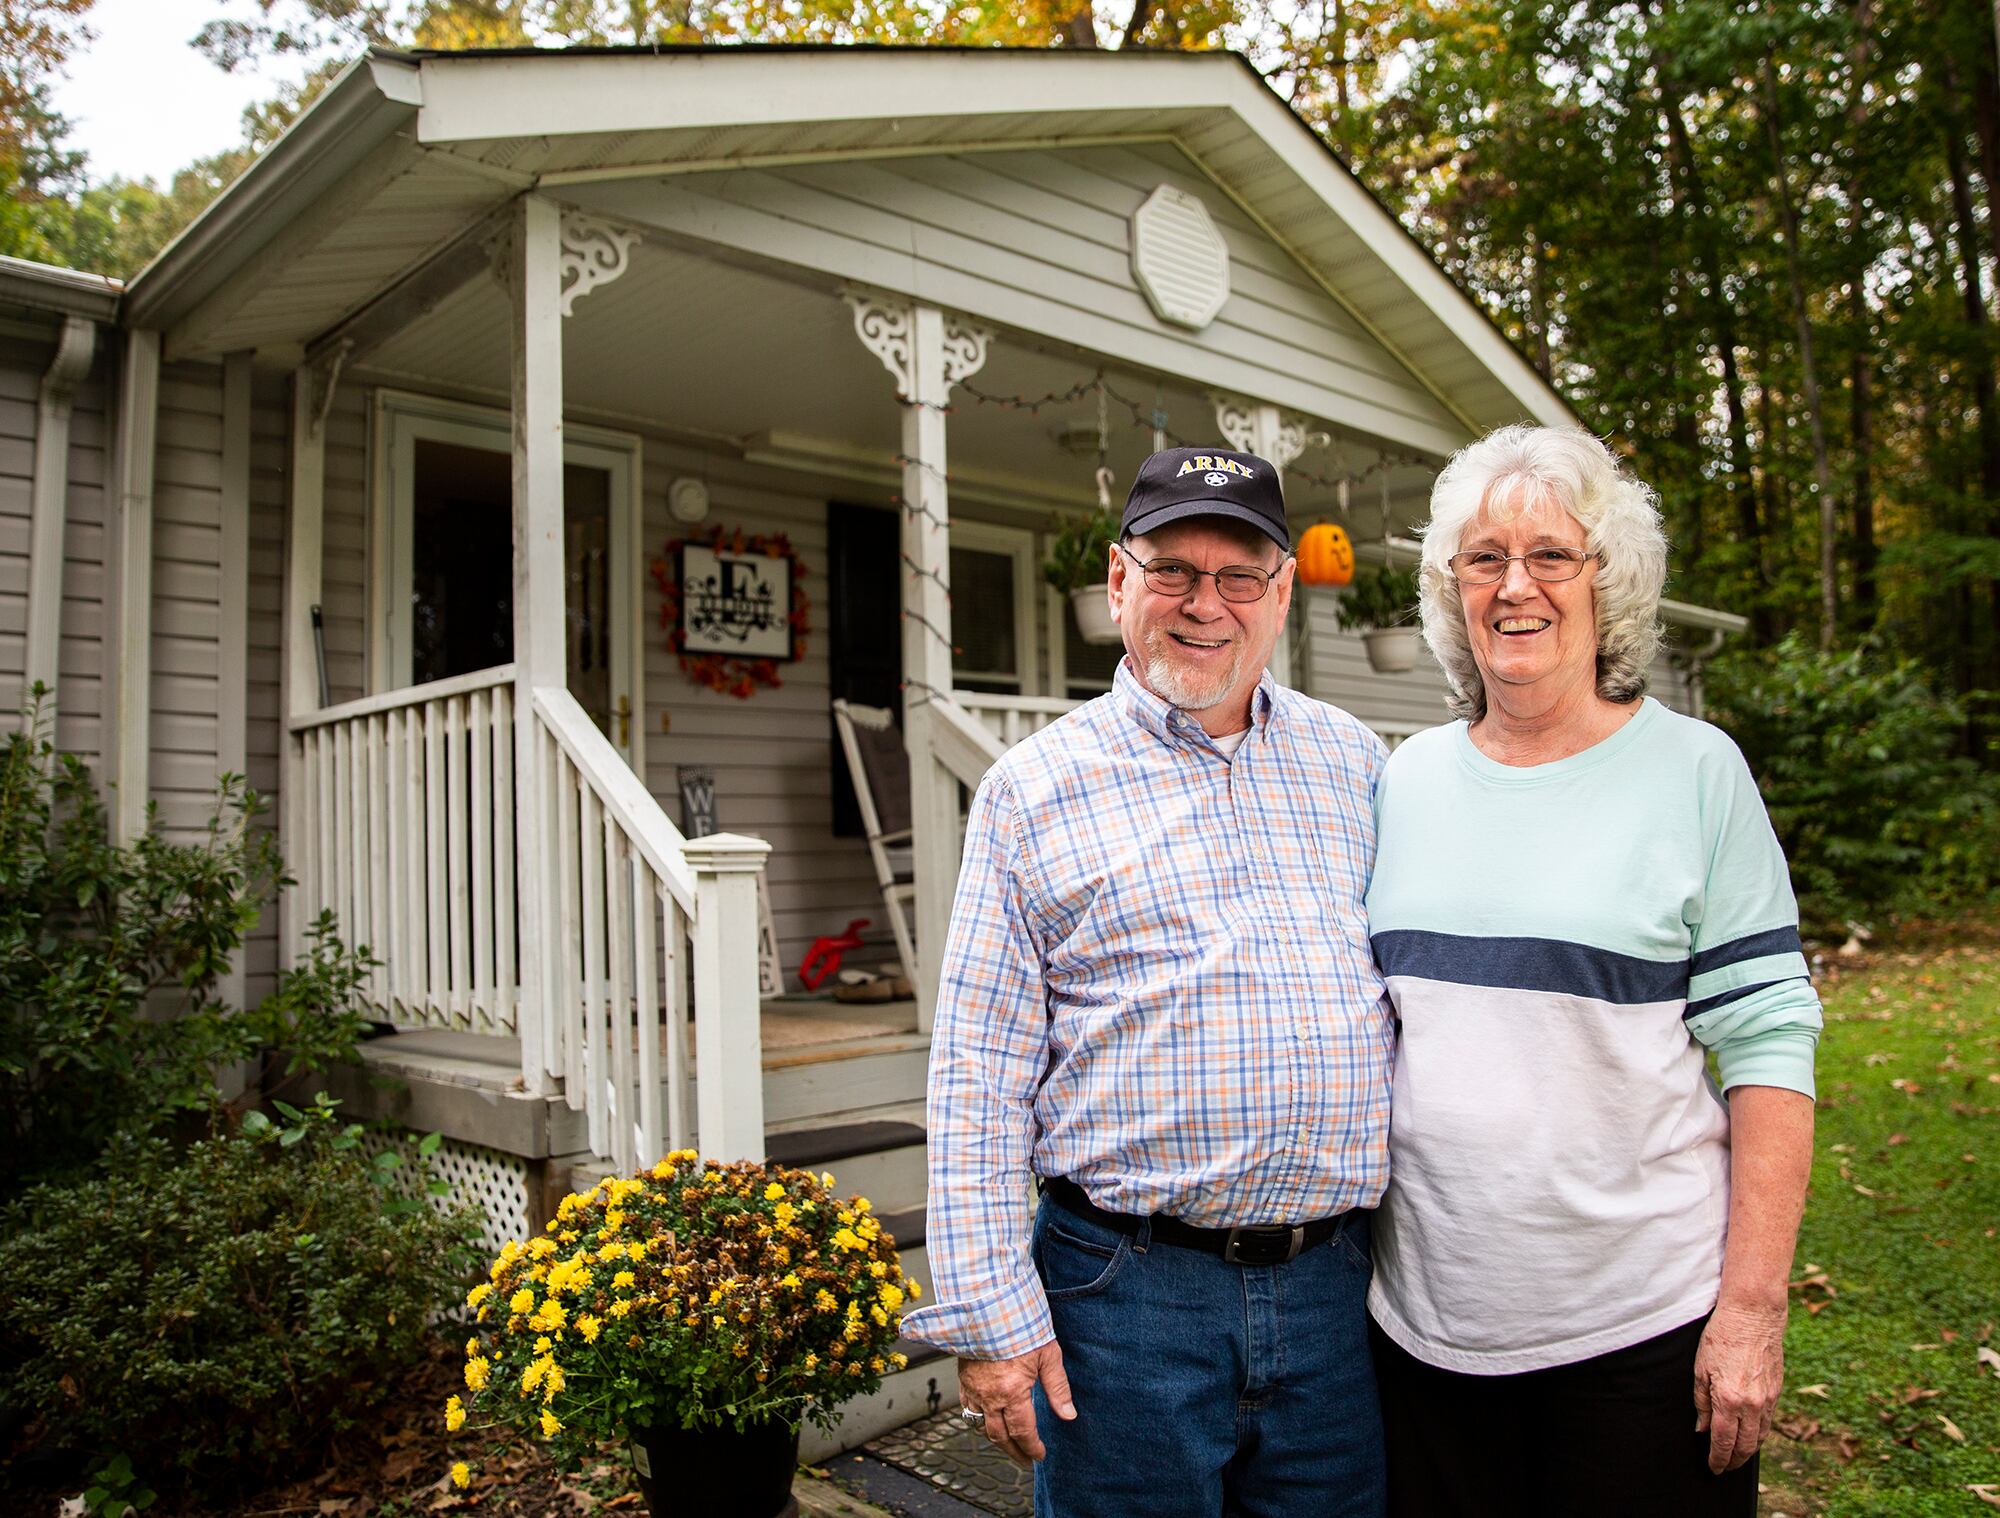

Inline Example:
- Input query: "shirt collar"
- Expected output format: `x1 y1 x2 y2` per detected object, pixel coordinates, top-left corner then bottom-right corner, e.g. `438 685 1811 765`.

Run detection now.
1111 657 1279 750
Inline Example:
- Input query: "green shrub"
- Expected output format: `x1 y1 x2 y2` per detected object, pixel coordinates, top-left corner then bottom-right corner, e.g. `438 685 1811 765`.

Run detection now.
0 1098 479 1492
0 700 374 1194
1703 635 2000 934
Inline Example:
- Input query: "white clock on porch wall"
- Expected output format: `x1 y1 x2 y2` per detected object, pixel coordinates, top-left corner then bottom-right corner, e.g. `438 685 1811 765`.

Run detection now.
1130 184 1232 330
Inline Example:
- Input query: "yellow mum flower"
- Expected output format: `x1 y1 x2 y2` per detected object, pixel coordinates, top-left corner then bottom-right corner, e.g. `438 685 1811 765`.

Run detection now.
540 1298 567 1330
509 1288 536 1316
578 1315 602 1343
909 1280 921 1299
540 1408 562 1438
444 1395 466 1432
763 1181 787 1201
628 1241 647 1260
878 1283 905 1310
451 1461 470 1490
465 1336 479 1357
609 1299 633 1318
832 1227 866 1252
521 1359 545 1394
529 1236 557 1259
821 1171 835 1186
804 1352 819 1371
891 1352 909 1369
855 1197 873 1214
815 1290 838 1313
712 1314 727 1329
614 1270 636 1288
774 1201 797 1228
544 1362 566 1396
868 1261 887 1279
466 1283 492 1309
780 1272 801 1289
464 1355 490 1391
651 1158 673 1179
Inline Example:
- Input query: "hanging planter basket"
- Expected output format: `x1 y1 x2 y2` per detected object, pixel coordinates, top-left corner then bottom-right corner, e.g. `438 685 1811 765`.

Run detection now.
1362 626 1422 675
1070 584 1121 645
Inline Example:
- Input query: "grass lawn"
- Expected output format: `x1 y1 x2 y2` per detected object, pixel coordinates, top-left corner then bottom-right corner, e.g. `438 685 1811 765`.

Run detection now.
1757 933 2000 1517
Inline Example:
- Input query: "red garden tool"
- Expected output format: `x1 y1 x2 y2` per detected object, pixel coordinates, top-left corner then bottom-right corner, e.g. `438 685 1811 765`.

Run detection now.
798 918 871 991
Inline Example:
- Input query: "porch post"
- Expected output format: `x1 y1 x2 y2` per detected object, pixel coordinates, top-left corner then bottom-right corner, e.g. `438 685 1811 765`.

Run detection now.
24 316 95 722
686 832 775 1161
279 357 330 964
505 194 567 1098
108 330 159 843
1215 396 1309 688
846 292 991 1029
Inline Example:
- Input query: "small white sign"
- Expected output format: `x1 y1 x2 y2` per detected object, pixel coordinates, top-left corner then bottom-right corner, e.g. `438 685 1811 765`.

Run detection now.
680 545 793 659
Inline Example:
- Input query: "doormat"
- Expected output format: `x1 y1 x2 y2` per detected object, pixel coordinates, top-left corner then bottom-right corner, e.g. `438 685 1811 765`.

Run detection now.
760 1008 909 1052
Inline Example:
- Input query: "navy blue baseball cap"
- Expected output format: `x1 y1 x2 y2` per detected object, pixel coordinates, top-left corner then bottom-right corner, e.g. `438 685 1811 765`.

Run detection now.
1119 447 1290 553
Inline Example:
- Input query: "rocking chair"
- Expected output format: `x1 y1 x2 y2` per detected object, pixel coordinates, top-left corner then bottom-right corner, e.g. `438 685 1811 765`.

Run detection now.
831 699 920 995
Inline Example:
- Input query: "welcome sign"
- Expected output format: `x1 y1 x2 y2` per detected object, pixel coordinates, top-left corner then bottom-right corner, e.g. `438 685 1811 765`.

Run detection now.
680 545 794 659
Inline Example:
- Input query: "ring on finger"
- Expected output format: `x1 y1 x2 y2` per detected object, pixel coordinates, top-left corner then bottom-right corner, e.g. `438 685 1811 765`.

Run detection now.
958 1406 987 1430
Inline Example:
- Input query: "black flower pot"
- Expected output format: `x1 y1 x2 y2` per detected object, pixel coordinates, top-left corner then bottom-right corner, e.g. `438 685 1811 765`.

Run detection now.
629 1415 801 1518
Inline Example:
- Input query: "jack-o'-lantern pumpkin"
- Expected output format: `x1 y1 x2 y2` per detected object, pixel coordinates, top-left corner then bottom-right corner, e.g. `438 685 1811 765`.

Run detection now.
1296 522 1356 587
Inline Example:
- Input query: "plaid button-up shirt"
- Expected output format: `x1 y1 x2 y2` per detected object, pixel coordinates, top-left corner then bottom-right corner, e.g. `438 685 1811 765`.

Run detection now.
900 661 1395 1361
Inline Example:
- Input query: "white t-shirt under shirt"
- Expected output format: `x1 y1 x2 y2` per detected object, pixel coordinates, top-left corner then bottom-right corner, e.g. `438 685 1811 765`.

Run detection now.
1363 698 1822 1374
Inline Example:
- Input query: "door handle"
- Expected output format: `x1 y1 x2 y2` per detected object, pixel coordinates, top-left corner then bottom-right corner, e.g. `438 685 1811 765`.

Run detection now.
616 694 632 748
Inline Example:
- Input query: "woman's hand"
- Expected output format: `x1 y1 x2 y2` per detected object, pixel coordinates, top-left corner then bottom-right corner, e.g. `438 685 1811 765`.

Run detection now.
1692 1298 1787 1473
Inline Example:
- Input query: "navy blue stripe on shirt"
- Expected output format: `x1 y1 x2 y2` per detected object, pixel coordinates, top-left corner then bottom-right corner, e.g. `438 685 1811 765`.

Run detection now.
1683 975 1809 1022
1371 929 1688 1005
1689 925 1804 978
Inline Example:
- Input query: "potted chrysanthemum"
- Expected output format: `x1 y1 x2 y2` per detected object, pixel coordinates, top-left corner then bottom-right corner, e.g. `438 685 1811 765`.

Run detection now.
446 1150 918 1518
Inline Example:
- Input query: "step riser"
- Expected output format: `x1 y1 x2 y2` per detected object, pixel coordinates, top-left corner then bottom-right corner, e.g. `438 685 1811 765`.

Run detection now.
800 1356 961 1463
765 1046 932 1127
812 1144 926 1215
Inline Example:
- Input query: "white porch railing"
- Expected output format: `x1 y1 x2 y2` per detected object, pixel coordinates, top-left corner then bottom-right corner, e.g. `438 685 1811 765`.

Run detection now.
287 665 773 1173
952 690 1080 748
532 686 771 1172
288 664 519 1033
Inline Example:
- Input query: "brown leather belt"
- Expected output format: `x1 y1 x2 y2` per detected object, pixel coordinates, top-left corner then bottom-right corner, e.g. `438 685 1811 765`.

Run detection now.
1042 1175 1352 1267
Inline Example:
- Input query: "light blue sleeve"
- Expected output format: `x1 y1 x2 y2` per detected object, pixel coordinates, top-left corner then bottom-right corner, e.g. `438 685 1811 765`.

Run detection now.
1682 736 1822 1096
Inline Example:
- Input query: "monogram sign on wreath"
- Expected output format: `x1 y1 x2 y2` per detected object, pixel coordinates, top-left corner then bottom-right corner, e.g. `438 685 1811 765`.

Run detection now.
650 526 811 698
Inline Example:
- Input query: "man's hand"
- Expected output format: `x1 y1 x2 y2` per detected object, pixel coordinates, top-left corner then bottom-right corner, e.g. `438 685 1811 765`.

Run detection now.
958 1341 1077 1467
1693 1299 1787 1474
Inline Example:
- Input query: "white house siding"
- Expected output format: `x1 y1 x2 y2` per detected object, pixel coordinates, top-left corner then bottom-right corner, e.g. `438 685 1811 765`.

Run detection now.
0 332 112 766
243 370 291 1004
563 140 1472 460
149 361 227 843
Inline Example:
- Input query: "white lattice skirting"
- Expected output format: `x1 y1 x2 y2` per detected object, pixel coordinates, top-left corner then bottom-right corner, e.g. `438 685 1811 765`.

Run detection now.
363 1130 535 1260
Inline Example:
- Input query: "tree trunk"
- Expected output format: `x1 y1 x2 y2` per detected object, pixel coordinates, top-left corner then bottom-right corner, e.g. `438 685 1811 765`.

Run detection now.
1761 50 1840 650
1661 89 1762 634
1940 72 2000 505
1526 227 1553 379
1057 3 1099 47
1848 0 1878 625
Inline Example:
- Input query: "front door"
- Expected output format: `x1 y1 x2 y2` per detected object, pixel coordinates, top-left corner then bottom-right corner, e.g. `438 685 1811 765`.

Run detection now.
378 395 640 763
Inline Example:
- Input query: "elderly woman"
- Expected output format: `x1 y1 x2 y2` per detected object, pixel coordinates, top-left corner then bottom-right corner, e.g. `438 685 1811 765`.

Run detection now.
1363 425 1820 1517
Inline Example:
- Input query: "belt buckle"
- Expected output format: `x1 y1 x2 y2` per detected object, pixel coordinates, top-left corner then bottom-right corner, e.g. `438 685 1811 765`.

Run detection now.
1221 1224 1305 1266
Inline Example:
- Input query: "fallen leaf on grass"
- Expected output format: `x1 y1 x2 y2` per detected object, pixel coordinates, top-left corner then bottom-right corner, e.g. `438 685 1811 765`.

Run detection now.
1968 1484 2000 1509
1853 1183 1881 1197
1836 1432 1862 1463
1977 1345 2000 1377
1891 1078 1924 1094
1936 1414 1965 1442
1796 1383 1830 1398
1776 1414 1821 1441
1911 1343 1941 1351
1898 1385 1941 1404
1888 1133 1909 1145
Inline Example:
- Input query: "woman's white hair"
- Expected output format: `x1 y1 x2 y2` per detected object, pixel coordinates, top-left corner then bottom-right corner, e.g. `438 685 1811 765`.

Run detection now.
1417 424 1668 722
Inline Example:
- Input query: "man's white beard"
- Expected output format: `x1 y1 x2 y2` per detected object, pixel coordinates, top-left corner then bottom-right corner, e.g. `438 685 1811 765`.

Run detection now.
1143 627 1244 714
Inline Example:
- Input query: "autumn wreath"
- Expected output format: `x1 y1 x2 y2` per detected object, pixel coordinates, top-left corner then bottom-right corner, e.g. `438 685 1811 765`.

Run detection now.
649 526 811 699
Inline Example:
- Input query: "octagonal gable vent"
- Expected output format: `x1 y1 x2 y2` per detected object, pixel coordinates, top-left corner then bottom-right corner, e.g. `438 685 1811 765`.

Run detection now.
1130 184 1231 330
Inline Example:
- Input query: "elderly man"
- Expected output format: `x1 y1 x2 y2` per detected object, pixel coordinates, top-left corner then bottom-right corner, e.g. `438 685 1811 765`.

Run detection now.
899 447 1394 1518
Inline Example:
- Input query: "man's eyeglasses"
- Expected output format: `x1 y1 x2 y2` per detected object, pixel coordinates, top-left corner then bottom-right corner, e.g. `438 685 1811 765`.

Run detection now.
1447 546 1598 585
1113 541 1284 603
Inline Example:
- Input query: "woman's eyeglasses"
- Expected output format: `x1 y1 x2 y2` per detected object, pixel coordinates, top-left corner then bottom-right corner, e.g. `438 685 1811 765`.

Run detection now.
1447 547 1598 585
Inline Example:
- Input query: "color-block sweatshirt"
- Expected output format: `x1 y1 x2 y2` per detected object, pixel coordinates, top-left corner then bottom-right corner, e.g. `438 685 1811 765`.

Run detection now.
1364 698 1822 1375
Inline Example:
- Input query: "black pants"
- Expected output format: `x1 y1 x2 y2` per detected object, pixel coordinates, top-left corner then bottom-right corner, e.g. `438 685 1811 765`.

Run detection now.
1369 1315 1759 1518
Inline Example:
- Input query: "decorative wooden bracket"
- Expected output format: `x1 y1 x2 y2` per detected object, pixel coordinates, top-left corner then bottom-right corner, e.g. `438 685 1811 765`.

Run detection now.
1211 392 1309 470
557 211 638 316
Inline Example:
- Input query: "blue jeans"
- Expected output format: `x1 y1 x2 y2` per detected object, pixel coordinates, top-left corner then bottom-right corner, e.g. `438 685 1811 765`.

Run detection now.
1029 1192 1387 1518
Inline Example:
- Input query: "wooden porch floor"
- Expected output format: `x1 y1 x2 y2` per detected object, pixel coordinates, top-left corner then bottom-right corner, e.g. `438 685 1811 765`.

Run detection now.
351 994 924 1094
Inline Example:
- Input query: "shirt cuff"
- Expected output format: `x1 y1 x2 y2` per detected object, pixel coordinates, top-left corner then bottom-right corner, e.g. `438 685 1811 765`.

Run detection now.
1715 1025 1819 1098
898 1269 1055 1361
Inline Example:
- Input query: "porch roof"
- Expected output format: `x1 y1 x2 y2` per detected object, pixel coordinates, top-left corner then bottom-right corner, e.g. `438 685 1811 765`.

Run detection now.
122 44 1576 442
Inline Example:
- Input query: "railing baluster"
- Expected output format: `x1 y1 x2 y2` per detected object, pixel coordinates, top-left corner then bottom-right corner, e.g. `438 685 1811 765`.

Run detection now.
493 684 517 1035
316 726 335 926
662 886 690 1153
445 695 471 1030
557 749 584 1103
424 699 448 1023
404 706 430 1024
469 689 495 1034
634 859 663 1164
384 711 405 1019
579 782 607 1160
366 712 387 1010
606 823 634 1173
348 715 370 998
